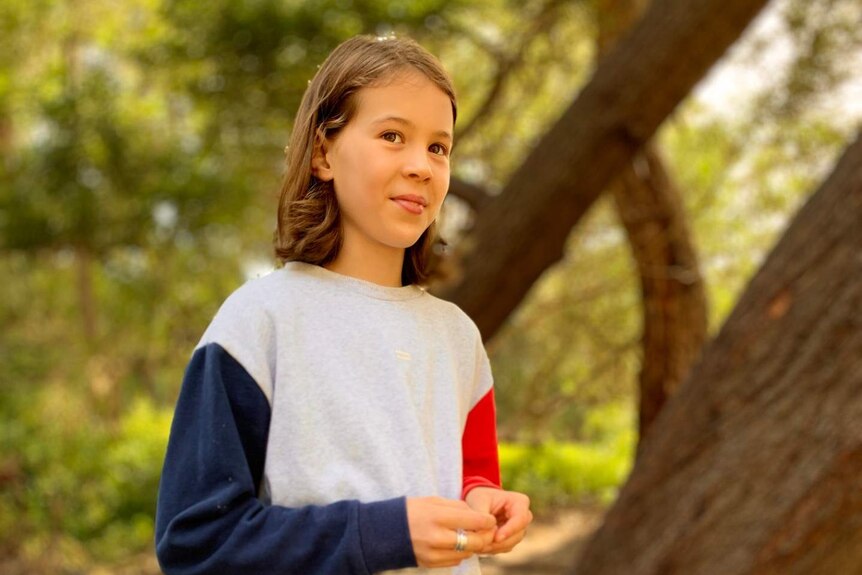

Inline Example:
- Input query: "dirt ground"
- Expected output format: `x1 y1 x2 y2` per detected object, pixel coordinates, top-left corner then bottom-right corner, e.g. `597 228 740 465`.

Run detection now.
480 505 605 575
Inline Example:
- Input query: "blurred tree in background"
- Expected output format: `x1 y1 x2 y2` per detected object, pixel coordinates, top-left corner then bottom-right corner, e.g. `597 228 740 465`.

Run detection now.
0 0 860 572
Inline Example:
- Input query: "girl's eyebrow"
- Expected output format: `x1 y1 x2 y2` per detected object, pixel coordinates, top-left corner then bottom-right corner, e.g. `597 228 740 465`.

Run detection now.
371 116 452 142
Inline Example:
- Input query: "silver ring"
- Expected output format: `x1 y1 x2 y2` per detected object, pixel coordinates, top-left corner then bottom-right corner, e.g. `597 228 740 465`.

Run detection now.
454 528 467 552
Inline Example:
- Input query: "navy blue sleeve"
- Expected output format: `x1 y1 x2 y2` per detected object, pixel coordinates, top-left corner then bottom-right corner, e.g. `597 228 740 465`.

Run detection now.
155 343 417 574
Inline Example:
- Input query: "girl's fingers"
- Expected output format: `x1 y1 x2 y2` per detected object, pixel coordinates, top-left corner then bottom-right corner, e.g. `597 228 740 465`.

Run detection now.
422 527 495 566
462 526 497 552
431 520 495 552
495 502 533 541
483 528 527 554
428 496 471 508
438 506 497 533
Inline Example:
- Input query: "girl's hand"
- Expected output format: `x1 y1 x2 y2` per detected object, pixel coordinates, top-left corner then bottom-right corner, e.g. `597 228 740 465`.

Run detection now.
405 496 497 568
464 487 533 554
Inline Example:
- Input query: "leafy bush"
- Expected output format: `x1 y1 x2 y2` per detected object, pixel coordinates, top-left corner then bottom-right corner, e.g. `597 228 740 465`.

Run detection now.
499 402 635 512
0 394 172 563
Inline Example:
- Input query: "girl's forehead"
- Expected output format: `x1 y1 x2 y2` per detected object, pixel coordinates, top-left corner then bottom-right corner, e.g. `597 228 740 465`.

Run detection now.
352 71 454 127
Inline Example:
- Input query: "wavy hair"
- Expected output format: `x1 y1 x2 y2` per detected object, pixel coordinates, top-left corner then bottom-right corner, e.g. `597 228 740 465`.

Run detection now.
274 35 456 286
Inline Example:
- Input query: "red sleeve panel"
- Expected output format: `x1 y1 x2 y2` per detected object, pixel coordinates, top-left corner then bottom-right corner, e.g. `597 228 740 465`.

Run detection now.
461 388 502 499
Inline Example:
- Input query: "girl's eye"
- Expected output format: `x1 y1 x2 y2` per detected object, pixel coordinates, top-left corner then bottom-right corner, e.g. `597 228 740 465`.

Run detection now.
382 132 403 143
429 143 449 157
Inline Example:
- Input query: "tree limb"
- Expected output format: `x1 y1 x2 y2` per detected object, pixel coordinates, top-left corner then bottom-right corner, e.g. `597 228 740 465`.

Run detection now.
435 0 771 342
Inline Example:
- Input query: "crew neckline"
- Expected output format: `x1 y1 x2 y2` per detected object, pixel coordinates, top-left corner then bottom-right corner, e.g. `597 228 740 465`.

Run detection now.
283 261 426 301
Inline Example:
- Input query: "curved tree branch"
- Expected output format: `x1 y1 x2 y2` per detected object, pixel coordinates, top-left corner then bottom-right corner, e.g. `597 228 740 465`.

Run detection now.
447 176 492 213
435 0 770 343
596 0 708 447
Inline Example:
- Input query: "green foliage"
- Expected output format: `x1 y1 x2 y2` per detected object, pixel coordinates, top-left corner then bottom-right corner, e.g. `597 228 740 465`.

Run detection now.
659 105 850 330
0 393 172 563
499 403 636 512
490 197 642 442
431 0 595 189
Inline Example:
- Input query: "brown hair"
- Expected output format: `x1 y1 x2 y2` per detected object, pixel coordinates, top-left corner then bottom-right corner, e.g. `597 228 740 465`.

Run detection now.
274 35 456 286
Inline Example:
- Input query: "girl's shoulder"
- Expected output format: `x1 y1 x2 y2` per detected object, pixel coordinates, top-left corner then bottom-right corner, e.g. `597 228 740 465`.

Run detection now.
214 268 288 317
420 291 484 346
196 266 314 348
216 263 316 316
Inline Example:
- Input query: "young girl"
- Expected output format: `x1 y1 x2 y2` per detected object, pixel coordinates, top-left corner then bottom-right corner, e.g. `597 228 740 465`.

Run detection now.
155 34 532 574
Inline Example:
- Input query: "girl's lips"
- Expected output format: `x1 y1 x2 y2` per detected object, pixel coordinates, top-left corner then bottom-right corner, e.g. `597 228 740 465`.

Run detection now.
392 198 425 215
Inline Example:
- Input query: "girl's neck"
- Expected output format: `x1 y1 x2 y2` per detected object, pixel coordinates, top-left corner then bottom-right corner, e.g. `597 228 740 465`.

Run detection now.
324 237 405 288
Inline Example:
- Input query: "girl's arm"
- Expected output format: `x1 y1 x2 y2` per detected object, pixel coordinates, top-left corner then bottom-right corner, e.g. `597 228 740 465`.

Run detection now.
461 388 502 498
155 343 415 575
461 388 533 554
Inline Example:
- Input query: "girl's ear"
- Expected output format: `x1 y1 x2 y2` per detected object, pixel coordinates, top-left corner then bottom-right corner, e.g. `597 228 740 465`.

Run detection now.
310 136 334 182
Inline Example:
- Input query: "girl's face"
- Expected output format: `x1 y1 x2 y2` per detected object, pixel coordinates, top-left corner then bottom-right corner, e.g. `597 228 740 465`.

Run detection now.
312 69 453 258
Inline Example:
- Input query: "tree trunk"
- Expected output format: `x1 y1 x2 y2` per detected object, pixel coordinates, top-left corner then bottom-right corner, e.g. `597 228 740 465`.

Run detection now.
596 0 709 445
437 0 769 341
611 144 708 448
573 131 862 574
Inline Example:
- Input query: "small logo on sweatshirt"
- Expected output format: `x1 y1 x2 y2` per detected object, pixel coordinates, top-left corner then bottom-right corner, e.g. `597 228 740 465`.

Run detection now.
395 350 412 361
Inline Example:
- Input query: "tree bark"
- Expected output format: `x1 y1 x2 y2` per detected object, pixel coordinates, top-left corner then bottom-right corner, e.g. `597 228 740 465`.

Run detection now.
574 131 862 574
437 0 769 341
448 176 492 213
611 145 708 447
596 0 709 445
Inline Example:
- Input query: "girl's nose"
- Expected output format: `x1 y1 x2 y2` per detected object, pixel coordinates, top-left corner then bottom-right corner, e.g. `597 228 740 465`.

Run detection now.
403 147 432 181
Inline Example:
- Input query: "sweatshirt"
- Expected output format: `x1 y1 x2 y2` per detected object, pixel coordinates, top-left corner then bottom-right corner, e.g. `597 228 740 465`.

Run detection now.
155 261 501 574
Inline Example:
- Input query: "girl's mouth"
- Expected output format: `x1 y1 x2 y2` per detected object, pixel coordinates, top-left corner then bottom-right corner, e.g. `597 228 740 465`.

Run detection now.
392 198 425 215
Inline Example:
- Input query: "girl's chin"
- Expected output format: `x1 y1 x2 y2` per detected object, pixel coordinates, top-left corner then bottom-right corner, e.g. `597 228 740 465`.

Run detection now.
386 228 431 249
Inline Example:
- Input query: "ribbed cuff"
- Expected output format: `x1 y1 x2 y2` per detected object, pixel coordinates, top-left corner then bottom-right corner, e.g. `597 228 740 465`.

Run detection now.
462 476 503 500
357 496 417 573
